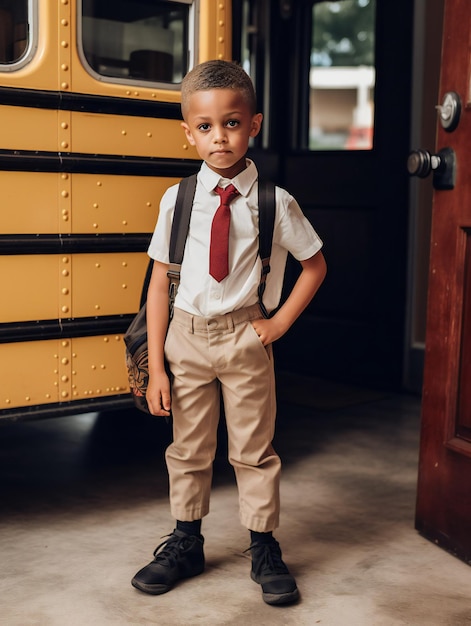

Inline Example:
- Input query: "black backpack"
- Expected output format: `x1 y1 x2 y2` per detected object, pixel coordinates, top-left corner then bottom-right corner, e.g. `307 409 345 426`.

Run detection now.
124 174 276 415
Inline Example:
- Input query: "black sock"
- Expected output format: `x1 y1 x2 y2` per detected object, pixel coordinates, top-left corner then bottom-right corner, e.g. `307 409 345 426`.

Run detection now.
250 530 274 545
176 519 202 536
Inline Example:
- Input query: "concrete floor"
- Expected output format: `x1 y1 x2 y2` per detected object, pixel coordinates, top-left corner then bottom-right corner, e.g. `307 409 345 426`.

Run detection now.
1 376 470 626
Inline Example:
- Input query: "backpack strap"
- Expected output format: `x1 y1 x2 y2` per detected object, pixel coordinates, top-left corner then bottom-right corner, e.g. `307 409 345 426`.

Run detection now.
167 173 198 316
257 180 276 318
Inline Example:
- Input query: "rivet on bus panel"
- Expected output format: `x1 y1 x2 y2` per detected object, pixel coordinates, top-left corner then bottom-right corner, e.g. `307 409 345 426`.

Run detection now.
95 263 100 268
101 364 106 369
219 37 224 43
61 191 69 198
45 394 51 399
61 375 69 382
5 398 11 404
104 337 109 343
61 141 69 149
61 122 68 129
122 130 127 135
61 173 69 180
95 305 100 310
219 20 224 26
97 181 102 186
62 306 69 313
61 64 69 71
91 364 96 369
93 203 98 208
61 391 69 398
146 201 151 206
62 269 69 276
61 19 69 26
25 396 31 401
62 340 69 347
61 0 69 4
122 262 127 267
61 41 68 48
122 284 127 289
62 257 69 263
147 132 152 138
122 220 127 226
61 82 69 90
62 358 69 365
93 223 98 229
62 288 69 295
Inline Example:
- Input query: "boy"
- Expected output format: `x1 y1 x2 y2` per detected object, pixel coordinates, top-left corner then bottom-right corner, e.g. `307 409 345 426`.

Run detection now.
131 60 326 605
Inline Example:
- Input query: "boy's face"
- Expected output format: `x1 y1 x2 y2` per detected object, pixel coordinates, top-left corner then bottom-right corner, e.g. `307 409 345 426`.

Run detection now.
181 89 263 179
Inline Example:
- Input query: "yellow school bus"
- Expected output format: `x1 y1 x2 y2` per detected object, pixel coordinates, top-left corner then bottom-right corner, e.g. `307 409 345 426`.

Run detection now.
0 0 231 420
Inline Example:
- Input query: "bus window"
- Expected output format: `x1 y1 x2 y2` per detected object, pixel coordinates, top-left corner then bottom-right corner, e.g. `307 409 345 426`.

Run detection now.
80 0 194 86
0 0 31 67
310 0 376 150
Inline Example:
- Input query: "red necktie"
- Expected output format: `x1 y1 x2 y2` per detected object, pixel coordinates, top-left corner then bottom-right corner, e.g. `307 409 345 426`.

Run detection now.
209 184 239 282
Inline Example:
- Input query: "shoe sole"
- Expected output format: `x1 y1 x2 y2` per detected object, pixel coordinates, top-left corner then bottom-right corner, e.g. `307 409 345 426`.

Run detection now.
251 572 300 605
131 566 204 596
262 588 300 605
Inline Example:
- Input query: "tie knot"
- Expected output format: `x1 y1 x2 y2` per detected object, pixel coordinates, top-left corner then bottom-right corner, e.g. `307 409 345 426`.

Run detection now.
215 184 239 206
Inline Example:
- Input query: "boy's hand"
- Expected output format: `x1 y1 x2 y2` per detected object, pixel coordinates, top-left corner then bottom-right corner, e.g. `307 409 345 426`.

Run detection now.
146 371 172 417
251 317 286 346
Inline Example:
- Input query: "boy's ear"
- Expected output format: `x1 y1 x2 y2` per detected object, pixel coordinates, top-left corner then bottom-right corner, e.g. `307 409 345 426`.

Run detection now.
249 113 263 138
181 121 196 146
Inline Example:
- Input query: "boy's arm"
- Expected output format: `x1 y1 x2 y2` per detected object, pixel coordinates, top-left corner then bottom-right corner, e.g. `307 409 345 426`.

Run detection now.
145 260 172 417
252 250 327 346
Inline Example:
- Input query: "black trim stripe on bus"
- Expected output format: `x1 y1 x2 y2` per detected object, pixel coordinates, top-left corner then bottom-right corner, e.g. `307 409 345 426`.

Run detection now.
0 234 151 255
0 86 183 119
0 315 135 345
0 394 134 422
0 149 201 176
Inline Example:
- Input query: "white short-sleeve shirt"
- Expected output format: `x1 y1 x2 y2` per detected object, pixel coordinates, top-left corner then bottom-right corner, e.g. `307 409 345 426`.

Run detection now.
148 159 323 317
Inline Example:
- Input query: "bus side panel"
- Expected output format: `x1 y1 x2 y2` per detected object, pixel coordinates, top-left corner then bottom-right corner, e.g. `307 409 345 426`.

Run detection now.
71 175 179 234
0 255 59 323
70 113 195 160
0 172 59 234
71 252 149 318
1 340 61 410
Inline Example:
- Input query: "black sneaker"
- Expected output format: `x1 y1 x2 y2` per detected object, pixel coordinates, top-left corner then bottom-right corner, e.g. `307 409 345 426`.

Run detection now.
249 539 299 605
131 529 205 595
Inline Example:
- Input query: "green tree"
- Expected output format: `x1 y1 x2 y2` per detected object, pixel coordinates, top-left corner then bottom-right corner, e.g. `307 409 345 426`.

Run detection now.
312 0 375 66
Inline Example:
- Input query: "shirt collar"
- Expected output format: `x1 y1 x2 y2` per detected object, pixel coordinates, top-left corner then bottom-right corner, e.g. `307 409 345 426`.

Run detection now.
198 159 259 197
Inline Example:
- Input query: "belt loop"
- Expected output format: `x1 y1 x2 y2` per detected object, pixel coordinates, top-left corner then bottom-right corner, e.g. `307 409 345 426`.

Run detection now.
227 313 234 333
190 314 195 334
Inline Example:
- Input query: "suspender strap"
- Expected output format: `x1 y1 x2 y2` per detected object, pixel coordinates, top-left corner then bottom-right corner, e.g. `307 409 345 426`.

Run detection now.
167 173 197 316
257 180 276 318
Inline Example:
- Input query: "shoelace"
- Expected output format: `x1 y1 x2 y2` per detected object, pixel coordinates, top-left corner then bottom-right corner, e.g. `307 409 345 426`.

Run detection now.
152 533 195 567
247 541 289 577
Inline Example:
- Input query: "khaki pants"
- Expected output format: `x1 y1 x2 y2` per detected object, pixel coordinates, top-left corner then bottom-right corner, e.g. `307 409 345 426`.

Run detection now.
164 304 281 532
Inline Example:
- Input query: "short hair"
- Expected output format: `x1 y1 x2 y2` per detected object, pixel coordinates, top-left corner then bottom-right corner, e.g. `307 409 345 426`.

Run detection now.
181 60 257 118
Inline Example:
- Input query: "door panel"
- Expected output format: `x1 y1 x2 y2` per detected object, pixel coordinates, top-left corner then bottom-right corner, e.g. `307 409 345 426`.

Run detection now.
240 0 414 388
415 0 471 563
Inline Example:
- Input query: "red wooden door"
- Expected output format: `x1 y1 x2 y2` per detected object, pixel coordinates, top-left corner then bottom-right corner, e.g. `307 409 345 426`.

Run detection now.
415 0 471 563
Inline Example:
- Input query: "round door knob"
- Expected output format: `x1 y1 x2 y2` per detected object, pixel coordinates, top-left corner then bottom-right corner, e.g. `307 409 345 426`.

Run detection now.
407 149 441 178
